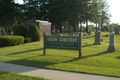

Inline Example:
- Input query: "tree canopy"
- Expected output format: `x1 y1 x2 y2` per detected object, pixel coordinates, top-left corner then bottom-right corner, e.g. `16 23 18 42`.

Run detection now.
0 0 111 33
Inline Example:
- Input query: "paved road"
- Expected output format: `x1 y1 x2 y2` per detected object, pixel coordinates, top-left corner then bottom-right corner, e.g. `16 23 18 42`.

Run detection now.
0 62 119 80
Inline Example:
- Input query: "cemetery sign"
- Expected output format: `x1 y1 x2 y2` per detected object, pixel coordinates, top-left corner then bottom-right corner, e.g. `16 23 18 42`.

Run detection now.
46 36 79 50
43 33 82 58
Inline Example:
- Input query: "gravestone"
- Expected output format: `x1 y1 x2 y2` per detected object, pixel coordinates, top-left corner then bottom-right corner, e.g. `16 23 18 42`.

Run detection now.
83 32 86 36
93 30 102 45
87 32 90 36
74 32 79 36
106 34 110 37
115 28 119 35
11 31 13 35
55 33 62 36
89 30 92 34
108 33 116 52
68 32 74 36
24 20 51 39
110 25 113 32
52 26 56 34
98 23 101 31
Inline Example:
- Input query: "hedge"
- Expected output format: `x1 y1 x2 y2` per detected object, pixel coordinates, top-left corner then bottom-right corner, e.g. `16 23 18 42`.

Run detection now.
24 37 32 43
0 36 24 47
13 26 27 37
26 25 41 42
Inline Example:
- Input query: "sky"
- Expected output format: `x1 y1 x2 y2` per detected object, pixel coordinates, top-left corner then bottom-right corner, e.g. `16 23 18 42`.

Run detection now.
16 0 120 25
106 0 120 24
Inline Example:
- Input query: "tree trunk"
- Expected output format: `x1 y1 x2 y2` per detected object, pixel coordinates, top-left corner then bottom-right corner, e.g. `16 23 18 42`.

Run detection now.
58 20 62 33
72 22 76 32
80 22 82 32
85 20 88 33
96 23 97 31
73 24 76 32
101 23 103 31
68 26 71 33
2 27 6 35
101 18 103 31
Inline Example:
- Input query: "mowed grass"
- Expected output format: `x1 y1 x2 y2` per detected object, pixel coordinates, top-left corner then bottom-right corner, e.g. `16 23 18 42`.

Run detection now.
0 71 51 80
0 32 120 77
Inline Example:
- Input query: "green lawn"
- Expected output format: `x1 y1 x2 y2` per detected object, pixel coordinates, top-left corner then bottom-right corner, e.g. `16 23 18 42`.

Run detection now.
0 32 120 77
0 71 51 80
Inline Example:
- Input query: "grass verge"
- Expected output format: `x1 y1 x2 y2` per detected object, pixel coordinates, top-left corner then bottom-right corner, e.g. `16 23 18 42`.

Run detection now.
0 32 120 77
0 70 51 80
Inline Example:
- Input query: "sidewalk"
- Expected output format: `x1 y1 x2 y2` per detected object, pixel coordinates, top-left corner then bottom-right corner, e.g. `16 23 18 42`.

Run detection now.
0 62 119 80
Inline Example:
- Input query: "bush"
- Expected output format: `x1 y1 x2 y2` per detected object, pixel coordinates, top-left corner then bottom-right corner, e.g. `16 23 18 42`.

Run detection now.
24 37 32 43
26 25 41 42
0 36 24 47
13 26 27 37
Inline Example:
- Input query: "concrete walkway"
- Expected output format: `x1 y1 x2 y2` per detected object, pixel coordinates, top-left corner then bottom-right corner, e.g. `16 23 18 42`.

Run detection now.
0 62 119 80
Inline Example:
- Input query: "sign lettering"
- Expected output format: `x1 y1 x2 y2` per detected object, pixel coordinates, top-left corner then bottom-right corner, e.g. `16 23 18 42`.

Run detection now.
46 36 79 50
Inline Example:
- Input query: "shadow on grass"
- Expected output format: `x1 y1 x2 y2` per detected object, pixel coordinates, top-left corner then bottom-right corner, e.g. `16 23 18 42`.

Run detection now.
102 35 109 37
58 51 112 63
82 36 94 39
7 48 43 55
0 71 9 76
5 59 55 70
82 51 113 59
62 58 80 63
116 56 120 59
82 44 95 47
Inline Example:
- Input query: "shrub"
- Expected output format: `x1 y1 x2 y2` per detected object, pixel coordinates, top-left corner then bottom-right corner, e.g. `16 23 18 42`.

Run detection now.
24 37 32 43
0 36 24 47
13 26 27 37
26 25 41 42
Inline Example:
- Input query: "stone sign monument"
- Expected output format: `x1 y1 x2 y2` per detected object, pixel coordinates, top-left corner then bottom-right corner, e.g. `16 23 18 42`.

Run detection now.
24 20 51 39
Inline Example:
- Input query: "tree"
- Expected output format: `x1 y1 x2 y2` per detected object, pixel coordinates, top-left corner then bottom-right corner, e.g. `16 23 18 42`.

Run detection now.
97 0 111 31
47 0 73 33
0 0 24 35
22 0 111 33
83 0 100 32
26 25 41 42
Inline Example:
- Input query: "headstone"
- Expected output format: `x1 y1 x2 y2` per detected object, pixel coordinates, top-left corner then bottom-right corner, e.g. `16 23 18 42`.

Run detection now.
68 32 74 36
87 32 90 36
52 26 56 34
89 30 92 34
110 25 113 32
55 33 62 36
101 39 103 42
115 28 119 35
6 33 10 35
98 23 101 31
11 31 13 35
93 30 102 45
23 20 51 39
106 34 110 37
74 32 79 36
108 33 116 52
83 32 86 36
